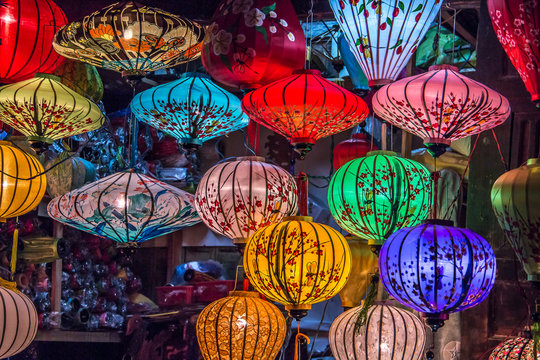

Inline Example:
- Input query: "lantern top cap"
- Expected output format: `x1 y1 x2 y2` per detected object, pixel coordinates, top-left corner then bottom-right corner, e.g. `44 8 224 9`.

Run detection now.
366 150 397 157
527 158 540 167
284 216 313 222
180 72 211 80
351 133 369 140
234 156 266 162
293 69 321 76
228 291 261 298
428 64 460 72
34 73 62 82
421 219 454 227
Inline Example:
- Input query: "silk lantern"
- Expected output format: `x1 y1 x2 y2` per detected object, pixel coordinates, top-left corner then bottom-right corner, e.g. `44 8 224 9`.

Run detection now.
491 158 540 282
131 72 249 148
338 34 369 95
0 0 67 83
379 220 497 331
333 132 377 170
48 170 201 246
53 1 204 78
489 337 539 359
488 0 540 107
45 151 96 198
328 151 432 247
196 291 286 360
242 69 369 157
194 156 297 246
329 304 425 360
330 0 442 86
201 0 305 89
373 65 511 157
0 141 46 221
53 58 104 103
244 216 352 320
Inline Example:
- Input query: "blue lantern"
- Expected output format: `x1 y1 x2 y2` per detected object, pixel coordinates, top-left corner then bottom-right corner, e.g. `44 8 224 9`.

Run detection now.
130 72 249 147
338 34 369 95
379 219 497 331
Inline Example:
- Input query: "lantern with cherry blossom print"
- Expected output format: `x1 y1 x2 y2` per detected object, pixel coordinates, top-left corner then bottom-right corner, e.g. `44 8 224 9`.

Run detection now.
201 0 305 89
373 65 511 157
488 0 540 107
329 0 443 87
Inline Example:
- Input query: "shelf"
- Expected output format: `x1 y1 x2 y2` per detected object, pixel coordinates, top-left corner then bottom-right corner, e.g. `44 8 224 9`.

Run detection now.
35 330 123 343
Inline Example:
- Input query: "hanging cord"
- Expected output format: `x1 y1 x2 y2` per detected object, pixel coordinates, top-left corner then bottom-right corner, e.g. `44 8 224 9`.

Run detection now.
239 128 257 156
294 324 310 360
128 83 139 169
491 129 508 171
0 218 19 292
425 330 435 359
354 273 379 333
306 0 314 69
307 300 328 360
214 136 225 160
431 157 440 219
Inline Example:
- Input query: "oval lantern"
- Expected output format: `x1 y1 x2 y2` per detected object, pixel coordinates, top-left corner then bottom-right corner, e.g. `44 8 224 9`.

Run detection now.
53 58 104 103
329 304 425 360
45 151 96 198
328 151 432 247
489 337 538 359
244 216 352 320
330 0 442 86
373 65 511 157
0 286 38 358
488 0 540 107
131 72 249 149
0 141 46 221
379 219 497 331
0 0 67 83
53 1 204 78
194 156 297 246
196 291 286 360
242 69 369 157
47 170 201 246
333 132 377 170
201 0 305 89
491 158 540 282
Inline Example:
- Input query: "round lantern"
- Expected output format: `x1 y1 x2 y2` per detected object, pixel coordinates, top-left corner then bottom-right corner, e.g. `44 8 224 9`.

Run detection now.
330 0 443 86
0 76 105 153
196 291 286 360
53 58 104 103
131 72 249 148
489 337 538 359
488 0 540 107
491 158 540 282
242 69 369 157
328 151 432 247
0 0 67 83
379 219 497 331
329 304 425 360
333 132 377 170
0 141 46 221
0 286 38 358
201 0 305 89
45 151 96 198
373 65 511 157
53 1 204 78
244 216 352 320
47 170 201 246
194 156 297 245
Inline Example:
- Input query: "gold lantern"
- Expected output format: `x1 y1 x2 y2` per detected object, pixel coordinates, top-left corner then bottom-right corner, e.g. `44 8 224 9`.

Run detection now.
196 291 286 360
19 237 63 264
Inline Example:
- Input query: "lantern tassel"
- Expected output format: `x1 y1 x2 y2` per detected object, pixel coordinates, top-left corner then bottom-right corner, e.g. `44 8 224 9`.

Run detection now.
11 224 19 275
533 317 540 359
354 273 379 333
294 332 310 360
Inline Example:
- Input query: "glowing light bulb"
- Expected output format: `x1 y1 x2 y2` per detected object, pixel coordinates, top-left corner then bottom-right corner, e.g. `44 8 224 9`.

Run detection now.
123 29 133 40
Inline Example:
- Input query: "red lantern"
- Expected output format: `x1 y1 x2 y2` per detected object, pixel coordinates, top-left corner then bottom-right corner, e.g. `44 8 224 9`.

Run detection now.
0 0 67 83
201 0 305 89
333 132 377 170
488 0 540 107
242 69 369 157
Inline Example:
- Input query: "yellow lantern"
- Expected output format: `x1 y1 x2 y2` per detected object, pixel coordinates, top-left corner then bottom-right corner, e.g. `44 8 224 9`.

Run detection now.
196 291 286 360
0 141 46 221
244 216 352 320
338 236 378 309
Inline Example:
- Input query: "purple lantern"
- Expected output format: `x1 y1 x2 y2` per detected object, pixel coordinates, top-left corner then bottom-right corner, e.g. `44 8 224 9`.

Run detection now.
379 219 496 331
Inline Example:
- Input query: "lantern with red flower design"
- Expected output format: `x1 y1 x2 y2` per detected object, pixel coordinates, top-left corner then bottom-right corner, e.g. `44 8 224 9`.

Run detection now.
201 0 305 89
242 69 369 158
333 131 377 170
488 0 540 107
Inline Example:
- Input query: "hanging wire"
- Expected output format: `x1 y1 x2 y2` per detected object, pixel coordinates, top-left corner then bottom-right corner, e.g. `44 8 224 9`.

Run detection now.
214 136 225 160
307 300 329 360
239 128 257 156
491 129 508 171
306 0 315 69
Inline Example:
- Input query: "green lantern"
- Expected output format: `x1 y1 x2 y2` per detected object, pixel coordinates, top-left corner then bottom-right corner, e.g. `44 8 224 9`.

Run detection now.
328 151 432 247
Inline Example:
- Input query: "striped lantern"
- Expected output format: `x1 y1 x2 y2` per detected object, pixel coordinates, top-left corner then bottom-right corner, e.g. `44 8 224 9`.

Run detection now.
329 304 425 360
196 291 286 360
194 156 297 245
45 151 96 198
53 58 104 103
333 132 377 171
489 337 539 359
0 286 38 358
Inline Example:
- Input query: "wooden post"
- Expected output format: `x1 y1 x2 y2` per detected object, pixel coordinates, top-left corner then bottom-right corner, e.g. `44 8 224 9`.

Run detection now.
167 231 183 281
51 222 63 329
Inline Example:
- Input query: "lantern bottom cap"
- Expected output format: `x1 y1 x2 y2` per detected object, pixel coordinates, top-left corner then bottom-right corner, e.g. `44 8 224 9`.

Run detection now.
368 79 393 87
232 238 248 245
527 274 540 282
527 158 540 167
26 136 54 144
178 138 203 146
283 216 313 222
228 291 260 298
115 241 141 248
285 304 311 321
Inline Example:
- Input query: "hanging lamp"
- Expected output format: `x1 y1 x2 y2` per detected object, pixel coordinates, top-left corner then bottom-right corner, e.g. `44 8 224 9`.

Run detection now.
333 131 377 171
241 69 369 158
372 65 511 157
53 58 104 103
489 337 539 359
45 151 96 198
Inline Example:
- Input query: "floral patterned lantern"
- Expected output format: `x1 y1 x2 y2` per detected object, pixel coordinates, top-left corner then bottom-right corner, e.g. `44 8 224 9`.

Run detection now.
0 0 67 83
48 170 201 246
488 0 540 107
328 151 432 247
45 151 96 198
131 72 249 148
53 58 104 103
491 159 540 282
0 76 105 153
244 216 352 320
489 337 539 359
201 0 306 89
194 156 297 246
330 0 442 86
242 69 369 157
379 220 497 331
196 291 286 360
333 132 377 170
373 65 511 157
53 1 204 79
329 304 425 360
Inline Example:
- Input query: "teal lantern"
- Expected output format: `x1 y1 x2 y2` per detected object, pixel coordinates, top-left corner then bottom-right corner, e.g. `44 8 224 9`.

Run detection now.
130 72 249 149
328 151 432 247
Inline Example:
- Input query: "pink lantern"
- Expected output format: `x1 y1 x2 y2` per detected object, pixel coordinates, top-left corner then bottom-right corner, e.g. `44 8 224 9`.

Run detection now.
373 65 511 157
